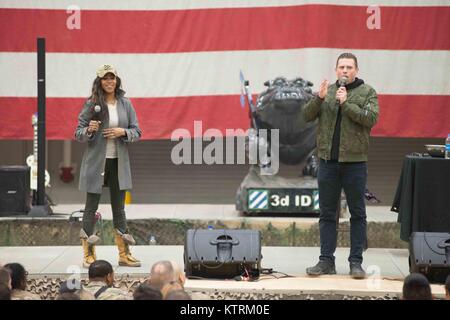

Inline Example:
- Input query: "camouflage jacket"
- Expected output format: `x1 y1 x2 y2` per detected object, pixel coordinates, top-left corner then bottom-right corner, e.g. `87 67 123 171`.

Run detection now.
10 289 41 300
302 82 379 162
84 281 131 300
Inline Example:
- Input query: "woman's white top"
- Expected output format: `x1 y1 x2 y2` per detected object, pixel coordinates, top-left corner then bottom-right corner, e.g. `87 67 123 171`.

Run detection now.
106 101 118 159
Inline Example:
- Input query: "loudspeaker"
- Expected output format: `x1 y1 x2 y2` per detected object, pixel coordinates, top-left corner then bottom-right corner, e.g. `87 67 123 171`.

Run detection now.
0 166 31 216
184 229 262 279
409 232 450 283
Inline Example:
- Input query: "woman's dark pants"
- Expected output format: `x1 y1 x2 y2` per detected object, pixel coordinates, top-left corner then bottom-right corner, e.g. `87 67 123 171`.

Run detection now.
82 159 127 235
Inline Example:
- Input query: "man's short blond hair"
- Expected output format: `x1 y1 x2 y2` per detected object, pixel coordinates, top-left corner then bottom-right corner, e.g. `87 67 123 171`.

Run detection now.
149 260 175 290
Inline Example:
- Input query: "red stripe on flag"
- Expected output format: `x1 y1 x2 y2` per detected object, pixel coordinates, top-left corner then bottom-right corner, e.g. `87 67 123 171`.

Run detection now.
0 96 250 140
1 6 449 52
0 95 448 140
372 95 450 138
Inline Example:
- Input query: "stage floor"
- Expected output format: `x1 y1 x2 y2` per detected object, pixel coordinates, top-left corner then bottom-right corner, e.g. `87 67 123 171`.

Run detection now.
0 204 399 222
0 245 445 298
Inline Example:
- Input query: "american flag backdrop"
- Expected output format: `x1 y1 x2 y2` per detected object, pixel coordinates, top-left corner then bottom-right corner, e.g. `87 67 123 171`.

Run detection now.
0 0 449 140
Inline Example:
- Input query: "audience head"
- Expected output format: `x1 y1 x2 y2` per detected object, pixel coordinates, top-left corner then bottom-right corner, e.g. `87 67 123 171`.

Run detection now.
0 283 11 300
165 289 192 300
133 283 162 300
149 260 175 290
161 281 184 299
0 267 12 289
88 260 114 286
59 279 94 300
59 279 81 294
170 261 186 287
402 273 432 300
4 263 28 291
56 292 81 300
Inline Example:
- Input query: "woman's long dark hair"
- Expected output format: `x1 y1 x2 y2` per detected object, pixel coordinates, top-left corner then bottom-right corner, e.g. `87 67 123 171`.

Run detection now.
4 263 27 290
88 76 126 121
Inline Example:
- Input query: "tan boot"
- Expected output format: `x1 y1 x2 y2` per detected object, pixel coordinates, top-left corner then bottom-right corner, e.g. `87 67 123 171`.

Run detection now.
115 229 141 267
80 229 100 268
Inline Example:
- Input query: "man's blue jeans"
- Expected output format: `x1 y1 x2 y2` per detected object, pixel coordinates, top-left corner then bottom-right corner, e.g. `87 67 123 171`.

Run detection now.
318 159 367 264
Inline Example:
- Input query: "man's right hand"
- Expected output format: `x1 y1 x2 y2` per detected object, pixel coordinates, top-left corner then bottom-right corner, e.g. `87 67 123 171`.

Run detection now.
318 79 329 99
87 120 101 133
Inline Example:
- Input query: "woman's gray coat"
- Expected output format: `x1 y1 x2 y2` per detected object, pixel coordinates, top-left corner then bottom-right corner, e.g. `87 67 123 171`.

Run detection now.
75 97 141 194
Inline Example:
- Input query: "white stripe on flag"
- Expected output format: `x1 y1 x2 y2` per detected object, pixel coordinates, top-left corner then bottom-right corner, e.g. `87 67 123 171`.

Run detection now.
1 49 448 98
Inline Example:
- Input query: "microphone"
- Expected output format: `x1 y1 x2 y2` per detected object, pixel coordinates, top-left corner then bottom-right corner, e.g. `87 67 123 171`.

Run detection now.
92 105 101 121
88 105 101 135
336 76 348 104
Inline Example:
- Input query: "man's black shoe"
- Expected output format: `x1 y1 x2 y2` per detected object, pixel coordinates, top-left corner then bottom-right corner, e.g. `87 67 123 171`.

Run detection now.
306 261 336 276
349 263 366 279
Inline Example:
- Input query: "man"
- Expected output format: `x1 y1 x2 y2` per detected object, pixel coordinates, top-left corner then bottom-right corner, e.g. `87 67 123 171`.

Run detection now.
165 290 192 300
402 273 433 300
148 260 175 290
59 279 95 300
302 53 379 279
84 260 130 300
0 267 11 289
55 292 81 300
133 283 162 300
168 261 209 300
0 283 11 300
170 261 186 287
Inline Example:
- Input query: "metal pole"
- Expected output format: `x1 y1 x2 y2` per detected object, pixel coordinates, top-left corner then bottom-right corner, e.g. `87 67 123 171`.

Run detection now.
37 38 46 205
29 38 51 216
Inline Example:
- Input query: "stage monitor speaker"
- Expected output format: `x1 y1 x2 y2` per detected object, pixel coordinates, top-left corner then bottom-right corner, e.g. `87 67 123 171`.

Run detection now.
184 229 262 279
0 166 31 216
409 232 450 283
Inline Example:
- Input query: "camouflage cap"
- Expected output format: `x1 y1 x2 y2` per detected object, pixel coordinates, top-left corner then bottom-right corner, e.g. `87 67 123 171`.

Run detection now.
96 64 117 78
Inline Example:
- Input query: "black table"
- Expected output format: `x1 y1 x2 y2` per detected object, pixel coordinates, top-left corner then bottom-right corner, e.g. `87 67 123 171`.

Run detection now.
391 155 450 242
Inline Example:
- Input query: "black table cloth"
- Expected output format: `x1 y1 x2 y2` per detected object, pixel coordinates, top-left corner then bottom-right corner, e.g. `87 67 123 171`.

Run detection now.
391 155 450 241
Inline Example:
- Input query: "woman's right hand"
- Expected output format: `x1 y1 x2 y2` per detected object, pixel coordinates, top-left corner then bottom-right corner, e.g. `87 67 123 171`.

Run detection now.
87 120 101 133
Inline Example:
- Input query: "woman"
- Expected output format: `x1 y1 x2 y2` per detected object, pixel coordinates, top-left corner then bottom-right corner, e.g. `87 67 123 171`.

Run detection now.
75 64 142 268
4 263 40 300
